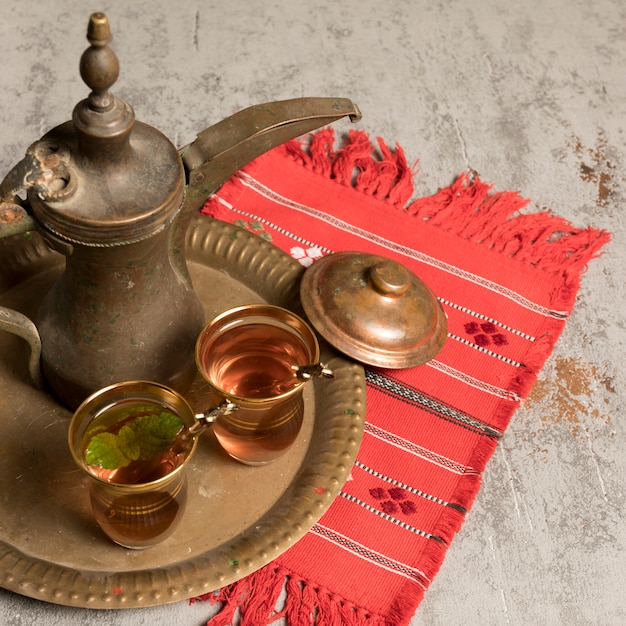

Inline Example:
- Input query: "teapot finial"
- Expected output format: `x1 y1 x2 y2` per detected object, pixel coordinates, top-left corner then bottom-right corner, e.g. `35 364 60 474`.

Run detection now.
73 12 134 162
80 12 119 113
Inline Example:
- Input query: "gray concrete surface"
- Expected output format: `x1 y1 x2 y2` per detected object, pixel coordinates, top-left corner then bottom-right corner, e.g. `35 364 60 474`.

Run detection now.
1 0 624 624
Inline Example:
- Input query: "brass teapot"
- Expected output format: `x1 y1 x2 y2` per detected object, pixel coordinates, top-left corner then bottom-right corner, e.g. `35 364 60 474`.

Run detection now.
0 13 360 409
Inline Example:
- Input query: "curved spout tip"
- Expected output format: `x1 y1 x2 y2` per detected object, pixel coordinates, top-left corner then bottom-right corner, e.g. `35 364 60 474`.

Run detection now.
348 103 363 123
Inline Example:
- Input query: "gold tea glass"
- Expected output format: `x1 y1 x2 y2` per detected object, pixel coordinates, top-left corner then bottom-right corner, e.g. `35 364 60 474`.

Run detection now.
68 381 200 549
195 304 331 466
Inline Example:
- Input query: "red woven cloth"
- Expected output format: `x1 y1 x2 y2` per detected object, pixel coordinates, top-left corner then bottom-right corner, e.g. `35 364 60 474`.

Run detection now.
191 129 609 625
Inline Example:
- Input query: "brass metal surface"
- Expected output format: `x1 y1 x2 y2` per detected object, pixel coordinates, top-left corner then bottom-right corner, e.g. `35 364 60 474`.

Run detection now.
0 216 366 608
300 252 448 368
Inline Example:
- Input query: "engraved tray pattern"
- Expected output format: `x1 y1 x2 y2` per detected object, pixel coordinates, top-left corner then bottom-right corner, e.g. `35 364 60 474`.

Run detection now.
0 215 366 608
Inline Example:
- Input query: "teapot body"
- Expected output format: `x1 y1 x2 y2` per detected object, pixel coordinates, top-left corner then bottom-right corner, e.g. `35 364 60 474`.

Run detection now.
37 227 204 409
17 110 206 409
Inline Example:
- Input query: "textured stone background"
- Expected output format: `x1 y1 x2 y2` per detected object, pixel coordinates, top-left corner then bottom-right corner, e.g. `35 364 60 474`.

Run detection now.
0 1 624 624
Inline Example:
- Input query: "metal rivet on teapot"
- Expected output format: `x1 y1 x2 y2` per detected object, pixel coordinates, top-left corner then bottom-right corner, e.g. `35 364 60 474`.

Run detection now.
0 12 361 409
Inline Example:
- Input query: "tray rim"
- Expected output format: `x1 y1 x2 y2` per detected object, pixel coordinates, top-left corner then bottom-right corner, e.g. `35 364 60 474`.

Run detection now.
0 215 366 609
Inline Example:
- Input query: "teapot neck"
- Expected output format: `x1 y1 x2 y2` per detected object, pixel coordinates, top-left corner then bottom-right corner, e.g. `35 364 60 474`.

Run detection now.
72 94 135 166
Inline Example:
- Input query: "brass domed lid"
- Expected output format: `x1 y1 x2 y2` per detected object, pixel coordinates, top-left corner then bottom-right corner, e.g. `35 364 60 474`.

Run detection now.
300 252 447 368
27 13 184 247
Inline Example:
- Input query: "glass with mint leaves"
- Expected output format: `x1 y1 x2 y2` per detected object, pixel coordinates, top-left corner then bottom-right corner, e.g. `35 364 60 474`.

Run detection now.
68 380 200 549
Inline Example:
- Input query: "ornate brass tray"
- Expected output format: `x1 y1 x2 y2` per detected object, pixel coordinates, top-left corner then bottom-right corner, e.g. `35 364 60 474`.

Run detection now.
0 215 365 609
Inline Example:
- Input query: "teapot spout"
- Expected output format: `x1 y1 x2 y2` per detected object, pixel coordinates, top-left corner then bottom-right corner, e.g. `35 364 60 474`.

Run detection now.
180 97 361 206
171 97 361 275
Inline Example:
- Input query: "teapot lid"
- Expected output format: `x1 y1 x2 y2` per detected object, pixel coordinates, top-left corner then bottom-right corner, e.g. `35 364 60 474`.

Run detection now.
300 252 447 368
26 13 184 247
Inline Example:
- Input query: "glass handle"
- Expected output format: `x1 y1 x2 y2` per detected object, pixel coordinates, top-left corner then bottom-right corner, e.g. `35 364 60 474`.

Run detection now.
292 362 335 381
189 399 239 437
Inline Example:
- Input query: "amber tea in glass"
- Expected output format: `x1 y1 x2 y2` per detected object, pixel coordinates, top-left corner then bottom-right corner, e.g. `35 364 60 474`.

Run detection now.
68 381 198 549
195 304 321 465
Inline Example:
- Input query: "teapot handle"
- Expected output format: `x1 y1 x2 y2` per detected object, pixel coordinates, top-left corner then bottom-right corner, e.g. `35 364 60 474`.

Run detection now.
0 307 44 390
0 203 38 239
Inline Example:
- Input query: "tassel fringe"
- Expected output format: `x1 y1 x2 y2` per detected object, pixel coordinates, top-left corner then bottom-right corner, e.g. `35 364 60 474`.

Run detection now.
191 566 394 626
280 129 610 277
283 129 416 208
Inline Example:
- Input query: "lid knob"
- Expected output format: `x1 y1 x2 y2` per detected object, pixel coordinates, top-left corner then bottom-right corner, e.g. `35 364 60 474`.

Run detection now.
370 261 410 296
27 12 185 246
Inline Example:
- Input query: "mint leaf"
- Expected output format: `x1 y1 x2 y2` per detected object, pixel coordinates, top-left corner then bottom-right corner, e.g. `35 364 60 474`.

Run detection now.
119 412 183 461
117 424 141 461
85 432 132 470
85 410 184 471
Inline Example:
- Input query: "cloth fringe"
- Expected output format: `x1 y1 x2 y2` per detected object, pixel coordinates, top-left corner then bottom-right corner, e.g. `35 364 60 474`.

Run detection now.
191 566 395 626
195 128 610 626
281 128 610 278
283 128 416 209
